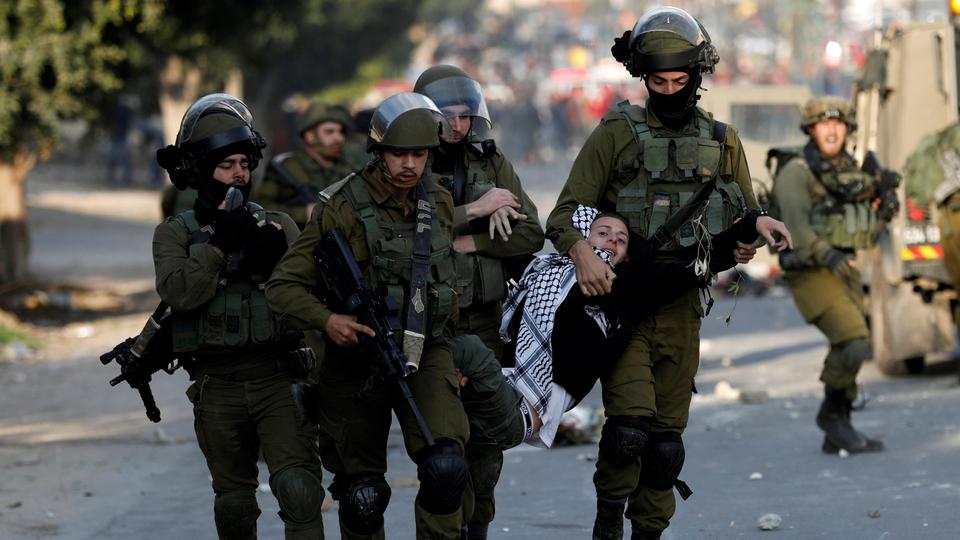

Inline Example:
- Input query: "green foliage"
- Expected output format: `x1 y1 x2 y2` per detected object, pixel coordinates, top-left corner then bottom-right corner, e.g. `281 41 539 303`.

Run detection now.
0 0 125 161
0 323 38 349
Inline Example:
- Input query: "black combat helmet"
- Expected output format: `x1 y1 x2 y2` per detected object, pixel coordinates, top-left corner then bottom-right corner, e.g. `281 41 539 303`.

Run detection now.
157 93 266 190
413 65 493 141
366 92 449 152
612 6 719 77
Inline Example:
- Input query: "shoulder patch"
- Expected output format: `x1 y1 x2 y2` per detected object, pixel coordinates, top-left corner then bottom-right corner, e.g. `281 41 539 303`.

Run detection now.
271 152 295 166
319 173 355 203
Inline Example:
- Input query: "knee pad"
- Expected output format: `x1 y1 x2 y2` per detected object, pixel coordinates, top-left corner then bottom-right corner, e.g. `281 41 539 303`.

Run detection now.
836 338 871 373
272 467 323 527
638 432 685 491
598 416 650 467
214 491 260 539
334 475 391 535
416 438 468 515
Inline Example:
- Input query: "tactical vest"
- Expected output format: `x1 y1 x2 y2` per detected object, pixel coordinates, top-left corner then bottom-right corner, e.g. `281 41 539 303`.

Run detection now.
342 175 458 339
438 148 506 308
170 208 295 352
614 103 746 251
803 160 879 250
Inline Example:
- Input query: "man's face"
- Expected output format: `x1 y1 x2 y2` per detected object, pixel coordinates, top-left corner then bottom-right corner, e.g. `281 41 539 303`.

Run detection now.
381 148 429 187
441 104 472 144
646 71 690 95
810 118 847 159
304 121 346 159
587 216 630 265
212 153 251 186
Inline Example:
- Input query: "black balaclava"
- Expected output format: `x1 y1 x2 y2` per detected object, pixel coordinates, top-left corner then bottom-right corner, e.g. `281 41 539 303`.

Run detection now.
193 140 255 223
645 67 701 130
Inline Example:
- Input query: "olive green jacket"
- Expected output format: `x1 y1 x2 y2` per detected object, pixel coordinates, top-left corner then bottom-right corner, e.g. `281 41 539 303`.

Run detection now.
255 149 356 226
772 155 845 265
265 169 456 332
153 208 300 312
439 145 544 258
546 104 758 255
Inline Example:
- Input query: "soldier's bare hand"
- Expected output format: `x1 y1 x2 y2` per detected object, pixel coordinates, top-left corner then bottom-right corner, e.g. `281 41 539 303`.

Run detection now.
734 241 757 264
570 240 614 296
465 188 520 219
489 206 528 241
455 368 469 387
755 216 793 252
324 313 376 347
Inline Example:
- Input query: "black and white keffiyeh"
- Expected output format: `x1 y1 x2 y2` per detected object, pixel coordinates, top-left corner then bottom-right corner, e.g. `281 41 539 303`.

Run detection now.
500 205 613 447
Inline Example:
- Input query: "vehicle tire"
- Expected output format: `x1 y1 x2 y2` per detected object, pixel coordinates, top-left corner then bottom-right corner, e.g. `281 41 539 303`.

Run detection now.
904 355 925 374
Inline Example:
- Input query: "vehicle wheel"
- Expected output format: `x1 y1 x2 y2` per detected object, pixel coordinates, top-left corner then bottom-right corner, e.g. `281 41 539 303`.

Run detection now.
904 355 925 374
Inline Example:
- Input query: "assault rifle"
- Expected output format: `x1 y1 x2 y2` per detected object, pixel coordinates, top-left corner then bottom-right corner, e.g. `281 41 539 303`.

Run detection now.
861 150 901 222
313 228 435 446
99 187 246 422
266 154 318 206
99 302 190 422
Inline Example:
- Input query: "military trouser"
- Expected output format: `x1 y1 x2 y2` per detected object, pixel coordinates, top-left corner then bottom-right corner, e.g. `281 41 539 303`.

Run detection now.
449 335 526 529
187 370 325 540
315 339 470 540
784 267 869 400
455 302 504 362
594 288 702 533
939 193 960 336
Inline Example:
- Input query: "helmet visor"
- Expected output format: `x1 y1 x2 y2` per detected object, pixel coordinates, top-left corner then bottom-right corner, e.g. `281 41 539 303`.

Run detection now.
631 7 708 48
419 76 493 136
177 93 254 146
369 93 451 147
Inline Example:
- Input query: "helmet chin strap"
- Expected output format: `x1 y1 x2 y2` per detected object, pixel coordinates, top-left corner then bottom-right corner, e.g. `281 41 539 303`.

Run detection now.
374 152 420 189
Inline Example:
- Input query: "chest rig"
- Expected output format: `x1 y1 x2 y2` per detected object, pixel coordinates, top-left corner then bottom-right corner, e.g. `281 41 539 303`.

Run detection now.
170 207 296 352
803 151 878 250
439 146 506 308
614 103 746 251
343 175 458 339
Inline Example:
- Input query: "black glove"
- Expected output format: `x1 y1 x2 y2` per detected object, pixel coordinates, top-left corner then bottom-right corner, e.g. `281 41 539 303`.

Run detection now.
817 248 852 278
208 207 257 253
243 223 288 276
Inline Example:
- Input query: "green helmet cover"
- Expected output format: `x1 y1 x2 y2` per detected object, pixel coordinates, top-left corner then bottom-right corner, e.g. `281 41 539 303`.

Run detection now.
367 93 446 151
297 101 351 135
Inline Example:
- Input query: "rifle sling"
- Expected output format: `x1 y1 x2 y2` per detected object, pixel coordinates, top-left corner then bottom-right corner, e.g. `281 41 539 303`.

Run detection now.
649 120 728 251
405 182 433 343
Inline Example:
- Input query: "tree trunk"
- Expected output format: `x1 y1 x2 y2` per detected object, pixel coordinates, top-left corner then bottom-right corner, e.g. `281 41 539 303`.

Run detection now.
0 150 36 284
224 67 244 100
158 54 204 145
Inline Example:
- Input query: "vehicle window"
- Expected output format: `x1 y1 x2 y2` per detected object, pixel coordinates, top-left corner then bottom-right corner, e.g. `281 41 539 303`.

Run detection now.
731 104 807 146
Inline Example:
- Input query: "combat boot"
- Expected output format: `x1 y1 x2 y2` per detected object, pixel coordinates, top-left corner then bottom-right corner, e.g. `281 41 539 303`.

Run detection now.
592 497 626 540
630 523 662 539
465 522 488 539
816 386 884 454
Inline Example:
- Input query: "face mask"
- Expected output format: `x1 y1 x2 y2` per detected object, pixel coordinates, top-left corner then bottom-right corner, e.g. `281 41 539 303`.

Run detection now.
646 70 701 129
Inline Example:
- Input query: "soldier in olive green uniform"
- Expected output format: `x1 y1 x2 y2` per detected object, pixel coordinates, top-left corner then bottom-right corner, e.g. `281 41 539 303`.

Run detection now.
903 122 960 308
773 97 887 455
413 64 544 539
266 93 470 540
546 8 790 539
153 94 325 540
255 101 356 228
414 65 545 359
